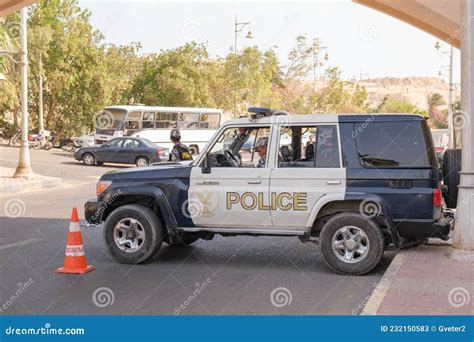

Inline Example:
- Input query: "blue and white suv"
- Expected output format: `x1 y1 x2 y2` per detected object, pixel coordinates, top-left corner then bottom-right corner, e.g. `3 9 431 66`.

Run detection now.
84 108 454 275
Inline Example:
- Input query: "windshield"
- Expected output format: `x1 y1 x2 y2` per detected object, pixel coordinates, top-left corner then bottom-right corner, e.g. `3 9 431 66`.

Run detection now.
96 108 127 130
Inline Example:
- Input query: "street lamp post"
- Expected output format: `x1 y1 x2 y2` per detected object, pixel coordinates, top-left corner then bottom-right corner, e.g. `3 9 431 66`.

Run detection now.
313 42 328 91
13 7 34 179
435 41 455 149
234 15 253 55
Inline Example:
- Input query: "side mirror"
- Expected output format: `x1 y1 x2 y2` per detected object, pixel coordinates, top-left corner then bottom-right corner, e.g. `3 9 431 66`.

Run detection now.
202 152 211 174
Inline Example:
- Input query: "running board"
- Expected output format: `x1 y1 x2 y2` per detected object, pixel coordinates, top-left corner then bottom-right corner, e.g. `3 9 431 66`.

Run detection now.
178 227 308 236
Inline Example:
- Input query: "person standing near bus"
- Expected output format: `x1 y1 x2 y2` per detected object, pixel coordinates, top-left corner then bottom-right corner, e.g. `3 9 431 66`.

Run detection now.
169 128 193 162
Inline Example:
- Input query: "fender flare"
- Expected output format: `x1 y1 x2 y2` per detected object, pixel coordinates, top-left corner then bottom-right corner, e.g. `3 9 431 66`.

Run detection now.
101 186 178 233
344 192 400 248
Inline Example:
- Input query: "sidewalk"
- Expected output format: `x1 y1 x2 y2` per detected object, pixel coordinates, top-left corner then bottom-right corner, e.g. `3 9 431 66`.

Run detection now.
363 244 473 315
0 166 61 194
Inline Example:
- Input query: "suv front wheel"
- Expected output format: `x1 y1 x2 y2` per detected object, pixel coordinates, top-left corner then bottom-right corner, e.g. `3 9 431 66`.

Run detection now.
319 212 385 275
104 204 164 264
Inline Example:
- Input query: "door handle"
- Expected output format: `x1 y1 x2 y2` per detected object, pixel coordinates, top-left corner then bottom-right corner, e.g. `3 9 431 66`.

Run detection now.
248 180 261 184
197 181 220 185
326 180 341 185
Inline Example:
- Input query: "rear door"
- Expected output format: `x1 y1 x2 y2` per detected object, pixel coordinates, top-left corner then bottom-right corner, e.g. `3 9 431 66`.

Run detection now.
121 138 141 164
269 124 345 228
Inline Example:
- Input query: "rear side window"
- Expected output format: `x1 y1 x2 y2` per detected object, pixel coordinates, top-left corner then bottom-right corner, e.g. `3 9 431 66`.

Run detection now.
354 121 432 168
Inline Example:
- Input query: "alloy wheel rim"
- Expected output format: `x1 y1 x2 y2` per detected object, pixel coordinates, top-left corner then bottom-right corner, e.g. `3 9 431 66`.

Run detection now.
331 226 370 264
113 218 146 253
137 158 147 167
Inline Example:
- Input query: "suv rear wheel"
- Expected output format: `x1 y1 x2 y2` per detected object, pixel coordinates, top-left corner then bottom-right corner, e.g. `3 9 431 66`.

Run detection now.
104 204 164 264
319 212 385 275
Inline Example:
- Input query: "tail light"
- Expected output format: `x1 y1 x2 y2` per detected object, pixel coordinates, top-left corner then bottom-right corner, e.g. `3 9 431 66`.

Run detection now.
433 187 442 220
433 188 442 208
435 147 444 154
156 148 164 157
28 134 33 141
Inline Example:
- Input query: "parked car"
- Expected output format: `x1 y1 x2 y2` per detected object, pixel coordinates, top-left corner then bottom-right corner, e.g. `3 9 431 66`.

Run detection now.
74 137 169 167
84 108 456 275
73 133 96 148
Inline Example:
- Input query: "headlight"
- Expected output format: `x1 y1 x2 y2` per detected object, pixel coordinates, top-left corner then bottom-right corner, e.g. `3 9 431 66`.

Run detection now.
96 180 112 196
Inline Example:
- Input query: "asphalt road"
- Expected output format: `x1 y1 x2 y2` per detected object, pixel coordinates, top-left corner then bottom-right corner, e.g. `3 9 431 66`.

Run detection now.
0 146 394 315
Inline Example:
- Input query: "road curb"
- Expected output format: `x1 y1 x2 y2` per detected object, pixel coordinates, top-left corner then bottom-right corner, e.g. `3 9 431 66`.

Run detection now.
0 175 61 194
361 250 408 315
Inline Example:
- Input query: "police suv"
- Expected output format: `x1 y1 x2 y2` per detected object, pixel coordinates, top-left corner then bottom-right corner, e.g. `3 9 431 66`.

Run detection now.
85 108 455 275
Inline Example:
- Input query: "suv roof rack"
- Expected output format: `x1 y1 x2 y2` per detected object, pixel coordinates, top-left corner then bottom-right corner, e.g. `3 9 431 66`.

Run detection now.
247 107 289 119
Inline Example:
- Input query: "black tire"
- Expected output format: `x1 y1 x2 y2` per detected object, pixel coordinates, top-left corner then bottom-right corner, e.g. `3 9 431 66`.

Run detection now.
189 145 199 155
167 233 199 247
32 141 41 150
103 204 164 264
9 137 18 147
135 156 149 167
82 153 95 166
442 149 461 209
319 212 385 275
44 142 53 151
61 141 76 152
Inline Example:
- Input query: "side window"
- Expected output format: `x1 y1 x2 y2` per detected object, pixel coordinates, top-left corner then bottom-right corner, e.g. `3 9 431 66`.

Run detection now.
155 112 178 128
315 126 340 167
123 139 139 148
208 126 270 168
178 113 200 129
107 139 123 147
124 111 141 136
278 125 340 168
142 112 155 129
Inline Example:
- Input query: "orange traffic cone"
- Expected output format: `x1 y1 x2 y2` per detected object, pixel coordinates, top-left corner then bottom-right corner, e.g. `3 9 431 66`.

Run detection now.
55 207 94 274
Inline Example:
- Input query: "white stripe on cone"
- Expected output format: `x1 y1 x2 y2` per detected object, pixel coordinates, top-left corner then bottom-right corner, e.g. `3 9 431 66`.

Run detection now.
69 221 80 232
65 245 85 257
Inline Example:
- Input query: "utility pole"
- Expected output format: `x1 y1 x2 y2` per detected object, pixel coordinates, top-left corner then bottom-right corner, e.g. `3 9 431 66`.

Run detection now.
447 45 455 148
38 54 44 134
13 7 34 179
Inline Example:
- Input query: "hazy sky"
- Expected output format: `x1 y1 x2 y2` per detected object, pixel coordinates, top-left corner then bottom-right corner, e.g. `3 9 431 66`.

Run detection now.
79 0 461 83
